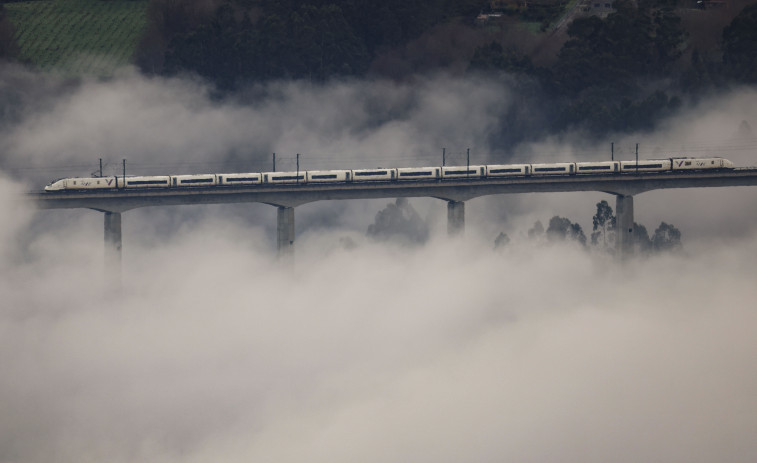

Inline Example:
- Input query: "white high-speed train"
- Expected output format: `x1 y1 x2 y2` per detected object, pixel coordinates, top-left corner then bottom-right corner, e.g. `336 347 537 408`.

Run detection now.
43 157 735 191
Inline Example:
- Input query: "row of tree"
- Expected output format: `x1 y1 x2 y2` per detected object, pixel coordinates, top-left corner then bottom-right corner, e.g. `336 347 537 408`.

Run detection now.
2 0 754 138
589 199 682 253
136 0 757 87
137 0 488 86
131 0 757 137
497 200 682 254
367 197 682 256
470 0 757 134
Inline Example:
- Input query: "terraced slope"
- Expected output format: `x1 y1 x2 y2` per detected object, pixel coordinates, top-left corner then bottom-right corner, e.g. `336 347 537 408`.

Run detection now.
5 0 148 76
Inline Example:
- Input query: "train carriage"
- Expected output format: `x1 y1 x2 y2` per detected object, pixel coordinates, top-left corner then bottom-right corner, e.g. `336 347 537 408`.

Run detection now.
397 167 441 181
486 164 530 177
217 173 263 186
44 176 119 191
306 170 351 183
441 165 486 179
171 174 217 187
531 163 576 175
620 160 672 173
124 176 171 188
671 157 734 170
351 168 397 182
576 161 620 174
263 171 306 184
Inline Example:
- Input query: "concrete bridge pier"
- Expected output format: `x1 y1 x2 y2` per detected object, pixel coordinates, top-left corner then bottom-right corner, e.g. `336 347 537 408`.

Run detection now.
447 200 465 236
277 206 295 259
104 211 122 283
615 194 634 259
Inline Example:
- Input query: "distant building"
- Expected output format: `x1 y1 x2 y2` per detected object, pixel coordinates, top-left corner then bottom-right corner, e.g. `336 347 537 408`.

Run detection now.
579 0 614 16
490 0 528 10
696 0 727 9
476 12 505 24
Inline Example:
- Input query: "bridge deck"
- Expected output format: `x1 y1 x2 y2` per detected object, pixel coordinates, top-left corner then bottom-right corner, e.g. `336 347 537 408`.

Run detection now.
28 168 757 212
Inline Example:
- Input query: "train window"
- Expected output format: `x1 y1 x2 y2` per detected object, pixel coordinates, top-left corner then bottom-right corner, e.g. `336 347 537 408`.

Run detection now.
685 161 691 166
355 171 386 176
446 169 476 175
400 171 432 176
73 181 76 185
131 180 168 185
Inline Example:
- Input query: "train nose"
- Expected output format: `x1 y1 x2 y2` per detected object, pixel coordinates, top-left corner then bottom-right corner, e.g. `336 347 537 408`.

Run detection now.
44 179 64 191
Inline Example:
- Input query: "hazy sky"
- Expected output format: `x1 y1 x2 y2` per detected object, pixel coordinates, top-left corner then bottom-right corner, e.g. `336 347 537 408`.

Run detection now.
1 65 756 463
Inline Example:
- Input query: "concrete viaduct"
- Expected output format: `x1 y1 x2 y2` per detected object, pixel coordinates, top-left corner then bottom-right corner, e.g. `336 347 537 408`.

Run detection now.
28 168 757 272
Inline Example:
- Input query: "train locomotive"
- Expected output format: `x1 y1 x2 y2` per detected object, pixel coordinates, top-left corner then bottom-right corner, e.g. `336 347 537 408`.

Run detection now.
43 157 735 191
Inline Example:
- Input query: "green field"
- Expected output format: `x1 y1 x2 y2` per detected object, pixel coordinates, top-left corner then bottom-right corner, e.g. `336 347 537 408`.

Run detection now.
5 0 149 76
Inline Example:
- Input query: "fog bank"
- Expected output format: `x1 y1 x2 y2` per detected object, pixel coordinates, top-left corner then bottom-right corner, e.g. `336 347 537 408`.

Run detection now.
2 214 756 463
1 68 756 463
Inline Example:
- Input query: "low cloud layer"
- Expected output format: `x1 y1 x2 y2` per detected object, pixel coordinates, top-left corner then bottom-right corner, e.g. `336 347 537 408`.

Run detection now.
2 215 756 463
1 66 756 463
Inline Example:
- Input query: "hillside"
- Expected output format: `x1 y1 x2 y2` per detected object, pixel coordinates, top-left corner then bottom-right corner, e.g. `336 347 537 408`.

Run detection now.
4 0 148 76
1 0 755 139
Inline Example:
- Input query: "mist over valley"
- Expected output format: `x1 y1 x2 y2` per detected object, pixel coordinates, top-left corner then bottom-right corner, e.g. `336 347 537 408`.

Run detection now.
1 2 757 460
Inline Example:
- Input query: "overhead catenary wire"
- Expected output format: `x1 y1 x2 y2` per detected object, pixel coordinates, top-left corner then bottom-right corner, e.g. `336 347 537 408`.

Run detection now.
5 138 757 177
